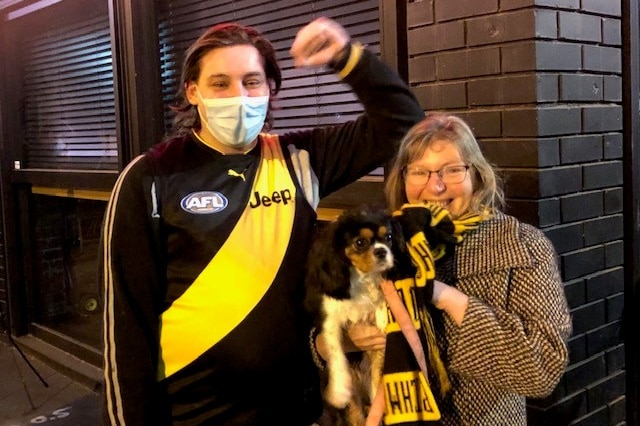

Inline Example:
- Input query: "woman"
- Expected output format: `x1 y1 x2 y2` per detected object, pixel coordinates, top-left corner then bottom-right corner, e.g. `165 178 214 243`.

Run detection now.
384 113 572 425
101 17 424 425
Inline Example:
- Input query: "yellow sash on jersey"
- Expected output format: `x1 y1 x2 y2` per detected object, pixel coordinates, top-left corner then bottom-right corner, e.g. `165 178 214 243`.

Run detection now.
158 134 296 379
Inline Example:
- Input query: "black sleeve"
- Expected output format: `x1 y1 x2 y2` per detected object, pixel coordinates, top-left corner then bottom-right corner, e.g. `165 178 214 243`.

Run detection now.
282 44 424 198
101 155 171 425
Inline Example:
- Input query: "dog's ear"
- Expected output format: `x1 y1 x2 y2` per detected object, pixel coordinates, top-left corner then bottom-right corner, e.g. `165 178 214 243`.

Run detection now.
386 217 415 282
304 221 352 315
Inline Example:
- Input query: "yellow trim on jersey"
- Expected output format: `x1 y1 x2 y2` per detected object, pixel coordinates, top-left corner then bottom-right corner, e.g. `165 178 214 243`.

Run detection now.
158 134 296 378
337 42 363 79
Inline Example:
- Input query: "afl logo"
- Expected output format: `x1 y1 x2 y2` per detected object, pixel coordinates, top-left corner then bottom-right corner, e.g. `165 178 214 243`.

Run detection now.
181 191 228 214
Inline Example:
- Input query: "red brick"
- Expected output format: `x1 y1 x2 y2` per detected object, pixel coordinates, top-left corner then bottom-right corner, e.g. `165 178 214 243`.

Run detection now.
455 110 502 138
501 41 537 72
466 9 536 46
407 0 434 28
408 20 465 54
468 75 538 106
436 47 500 80
412 81 467 110
408 55 436 84
434 0 498 22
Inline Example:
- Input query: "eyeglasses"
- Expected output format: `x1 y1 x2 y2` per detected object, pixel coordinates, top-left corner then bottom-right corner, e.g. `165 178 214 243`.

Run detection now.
403 164 470 185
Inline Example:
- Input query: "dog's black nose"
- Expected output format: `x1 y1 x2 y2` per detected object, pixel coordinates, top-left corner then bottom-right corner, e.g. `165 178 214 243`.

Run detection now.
374 247 388 259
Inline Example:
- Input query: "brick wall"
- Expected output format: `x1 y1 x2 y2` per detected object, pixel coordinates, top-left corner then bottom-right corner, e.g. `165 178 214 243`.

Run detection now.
405 0 624 424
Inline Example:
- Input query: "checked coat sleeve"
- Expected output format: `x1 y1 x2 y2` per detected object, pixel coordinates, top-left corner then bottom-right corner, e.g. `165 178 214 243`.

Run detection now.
435 213 572 425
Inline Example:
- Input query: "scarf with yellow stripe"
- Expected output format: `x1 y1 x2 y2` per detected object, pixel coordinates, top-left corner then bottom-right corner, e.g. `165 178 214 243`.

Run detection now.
378 203 481 425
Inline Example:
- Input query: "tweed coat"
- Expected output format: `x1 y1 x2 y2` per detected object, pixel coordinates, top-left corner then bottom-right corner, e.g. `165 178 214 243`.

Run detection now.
431 212 572 425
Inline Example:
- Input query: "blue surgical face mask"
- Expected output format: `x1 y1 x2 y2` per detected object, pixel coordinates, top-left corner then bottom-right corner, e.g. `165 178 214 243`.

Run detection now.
197 90 269 148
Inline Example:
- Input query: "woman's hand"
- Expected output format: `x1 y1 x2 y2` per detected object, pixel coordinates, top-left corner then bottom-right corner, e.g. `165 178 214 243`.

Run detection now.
290 17 350 68
315 321 386 361
432 279 469 326
344 321 386 352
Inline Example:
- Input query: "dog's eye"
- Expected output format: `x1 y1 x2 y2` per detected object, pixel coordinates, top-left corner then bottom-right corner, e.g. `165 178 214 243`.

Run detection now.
383 233 393 246
352 237 371 253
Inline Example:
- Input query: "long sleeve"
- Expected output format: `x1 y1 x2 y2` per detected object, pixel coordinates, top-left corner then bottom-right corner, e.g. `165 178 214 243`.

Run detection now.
101 155 170 425
282 45 425 198
446 219 572 398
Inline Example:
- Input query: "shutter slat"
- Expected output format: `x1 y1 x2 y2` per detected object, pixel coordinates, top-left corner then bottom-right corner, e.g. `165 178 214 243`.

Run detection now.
24 54 113 81
26 159 118 170
25 31 111 69
24 63 113 90
28 149 118 156
24 88 114 107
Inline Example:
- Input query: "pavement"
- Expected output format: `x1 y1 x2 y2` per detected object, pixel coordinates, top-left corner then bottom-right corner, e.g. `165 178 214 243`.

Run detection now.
0 338 101 426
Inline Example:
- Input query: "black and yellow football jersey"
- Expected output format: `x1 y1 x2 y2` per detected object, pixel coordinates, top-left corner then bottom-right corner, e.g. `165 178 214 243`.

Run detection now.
102 47 423 425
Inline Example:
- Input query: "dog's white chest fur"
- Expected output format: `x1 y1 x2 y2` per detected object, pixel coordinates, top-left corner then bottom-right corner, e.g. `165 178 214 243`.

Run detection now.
321 270 388 410
322 271 388 331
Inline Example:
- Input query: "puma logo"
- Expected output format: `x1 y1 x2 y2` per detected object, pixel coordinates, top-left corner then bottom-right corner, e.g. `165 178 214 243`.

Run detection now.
228 169 246 181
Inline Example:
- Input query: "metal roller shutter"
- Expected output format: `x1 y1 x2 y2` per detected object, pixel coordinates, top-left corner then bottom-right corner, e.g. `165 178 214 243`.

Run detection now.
20 12 117 170
156 0 380 135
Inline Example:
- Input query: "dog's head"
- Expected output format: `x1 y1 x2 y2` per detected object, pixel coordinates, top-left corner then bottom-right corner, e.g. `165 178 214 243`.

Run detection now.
334 208 394 276
305 207 395 309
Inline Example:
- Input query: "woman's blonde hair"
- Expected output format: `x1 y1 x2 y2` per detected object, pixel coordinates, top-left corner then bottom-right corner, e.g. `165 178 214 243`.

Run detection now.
385 113 504 216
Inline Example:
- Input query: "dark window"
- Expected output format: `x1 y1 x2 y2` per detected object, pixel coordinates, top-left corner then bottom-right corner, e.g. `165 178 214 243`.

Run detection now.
0 0 112 356
31 195 105 350
16 0 117 170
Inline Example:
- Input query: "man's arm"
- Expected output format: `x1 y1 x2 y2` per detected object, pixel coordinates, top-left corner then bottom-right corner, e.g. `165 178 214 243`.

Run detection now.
101 155 170 425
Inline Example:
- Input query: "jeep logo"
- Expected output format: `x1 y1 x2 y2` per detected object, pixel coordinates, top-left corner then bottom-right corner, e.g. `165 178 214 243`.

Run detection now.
249 189 293 208
181 191 228 214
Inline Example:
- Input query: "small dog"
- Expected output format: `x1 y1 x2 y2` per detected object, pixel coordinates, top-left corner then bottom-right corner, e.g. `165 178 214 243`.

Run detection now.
305 207 395 425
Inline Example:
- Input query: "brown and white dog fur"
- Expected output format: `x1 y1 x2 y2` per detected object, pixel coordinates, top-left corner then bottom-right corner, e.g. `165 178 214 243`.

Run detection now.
305 207 394 425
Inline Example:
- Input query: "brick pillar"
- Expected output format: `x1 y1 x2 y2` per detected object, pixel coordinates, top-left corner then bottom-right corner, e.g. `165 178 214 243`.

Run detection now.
406 0 624 424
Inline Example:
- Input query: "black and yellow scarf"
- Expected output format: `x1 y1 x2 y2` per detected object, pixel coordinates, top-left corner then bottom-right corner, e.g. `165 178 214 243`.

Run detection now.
371 203 481 425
